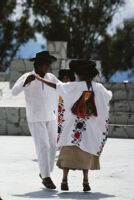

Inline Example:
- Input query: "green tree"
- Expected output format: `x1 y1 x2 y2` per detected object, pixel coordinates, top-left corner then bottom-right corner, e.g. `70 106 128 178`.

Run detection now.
1 0 133 81
98 19 134 80
28 0 125 59
0 0 34 71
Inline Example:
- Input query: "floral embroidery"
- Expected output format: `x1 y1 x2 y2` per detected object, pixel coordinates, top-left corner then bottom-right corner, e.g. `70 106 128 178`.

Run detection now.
97 119 109 156
57 96 65 143
71 116 89 146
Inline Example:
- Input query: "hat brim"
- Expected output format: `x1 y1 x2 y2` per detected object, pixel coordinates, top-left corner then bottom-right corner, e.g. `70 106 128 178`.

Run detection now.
30 55 57 63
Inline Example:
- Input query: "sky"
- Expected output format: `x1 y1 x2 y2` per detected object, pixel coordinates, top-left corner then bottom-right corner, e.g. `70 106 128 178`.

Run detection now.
108 0 134 34
15 0 134 82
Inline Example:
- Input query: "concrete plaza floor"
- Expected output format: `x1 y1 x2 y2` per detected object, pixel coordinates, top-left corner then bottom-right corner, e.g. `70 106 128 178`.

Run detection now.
0 136 133 200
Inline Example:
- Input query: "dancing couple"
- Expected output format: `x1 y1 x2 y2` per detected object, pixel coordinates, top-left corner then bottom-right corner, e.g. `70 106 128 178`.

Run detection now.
12 51 112 192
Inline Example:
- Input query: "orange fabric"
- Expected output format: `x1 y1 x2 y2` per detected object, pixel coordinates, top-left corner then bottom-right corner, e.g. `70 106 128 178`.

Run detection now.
71 91 97 118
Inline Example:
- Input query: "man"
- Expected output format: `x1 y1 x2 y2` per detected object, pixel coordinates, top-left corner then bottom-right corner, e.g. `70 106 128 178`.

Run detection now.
12 51 59 189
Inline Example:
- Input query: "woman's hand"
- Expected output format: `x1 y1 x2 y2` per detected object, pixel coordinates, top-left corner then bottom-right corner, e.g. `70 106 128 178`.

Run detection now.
24 74 56 89
33 74 42 81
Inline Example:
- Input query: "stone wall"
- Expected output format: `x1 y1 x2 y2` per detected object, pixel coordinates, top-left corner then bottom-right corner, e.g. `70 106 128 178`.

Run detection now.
0 41 134 138
0 82 134 138
0 72 9 81
105 82 134 138
0 107 29 136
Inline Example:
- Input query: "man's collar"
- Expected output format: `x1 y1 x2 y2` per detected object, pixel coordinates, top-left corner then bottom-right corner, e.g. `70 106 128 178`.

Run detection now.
32 70 48 78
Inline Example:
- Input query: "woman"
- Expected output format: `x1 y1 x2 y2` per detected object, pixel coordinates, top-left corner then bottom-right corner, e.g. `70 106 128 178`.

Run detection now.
32 59 112 192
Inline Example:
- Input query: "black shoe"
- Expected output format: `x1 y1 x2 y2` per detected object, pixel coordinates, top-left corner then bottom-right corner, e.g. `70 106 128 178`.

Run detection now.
42 177 56 189
83 183 91 192
61 179 69 191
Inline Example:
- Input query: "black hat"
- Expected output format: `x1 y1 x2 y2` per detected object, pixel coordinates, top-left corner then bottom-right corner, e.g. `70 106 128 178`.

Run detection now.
58 69 75 81
69 59 96 70
30 51 57 63
69 59 98 78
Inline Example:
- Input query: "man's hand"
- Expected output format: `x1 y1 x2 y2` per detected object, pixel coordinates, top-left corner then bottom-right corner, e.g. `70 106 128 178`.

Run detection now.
33 74 42 81
33 74 56 89
23 74 35 87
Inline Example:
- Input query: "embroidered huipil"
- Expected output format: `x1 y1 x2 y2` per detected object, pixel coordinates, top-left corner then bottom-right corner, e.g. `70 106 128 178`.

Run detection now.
12 71 59 122
56 81 112 156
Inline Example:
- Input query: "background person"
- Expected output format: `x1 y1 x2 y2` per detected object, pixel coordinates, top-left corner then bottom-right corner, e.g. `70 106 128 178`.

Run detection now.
58 69 75 83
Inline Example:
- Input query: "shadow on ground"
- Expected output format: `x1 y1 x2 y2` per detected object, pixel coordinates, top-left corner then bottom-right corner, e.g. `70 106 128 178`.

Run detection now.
13 189 116 199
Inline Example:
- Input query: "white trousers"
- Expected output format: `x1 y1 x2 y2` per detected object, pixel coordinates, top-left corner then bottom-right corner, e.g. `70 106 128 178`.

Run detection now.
28 120 57 178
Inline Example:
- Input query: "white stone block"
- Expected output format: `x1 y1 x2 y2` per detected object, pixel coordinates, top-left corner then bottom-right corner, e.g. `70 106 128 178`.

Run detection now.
20 108 26 119
112 83 126 90
47 41 67 58
108 126 128 138
114 114 127 124
50 53 62 59
128 90 134 99
104 83 112 90
62 42 67 51
108 125 134 138
5 108 19 123
19 119 30 135
113 90 127 100
47 42 56 52
0 108 6 120
110 112 134 125
127 82 134 89
0 120 6 135
128 114 134 125
7 123 22 135
114 101 130 112
60 59 71 69
10 71 23 82
130 101 134 112
51 60 60 70
24 60 34 71
109 103 114 112
0 72 9 81
126 127 134 138
51 69 59 78
10 59 26 72
108 126 114 137
55 42 61 52
60 47 67 59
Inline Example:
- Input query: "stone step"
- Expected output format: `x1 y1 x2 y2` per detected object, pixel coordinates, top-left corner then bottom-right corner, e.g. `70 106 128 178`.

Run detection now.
111 89 134 100
104 83 134 100
110 100 134 112
108 124 134 139
104 82 134 90
109 112 134 125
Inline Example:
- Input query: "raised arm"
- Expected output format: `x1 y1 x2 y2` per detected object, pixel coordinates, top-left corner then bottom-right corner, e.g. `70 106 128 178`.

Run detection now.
12 73 28 96
12 73 35 96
